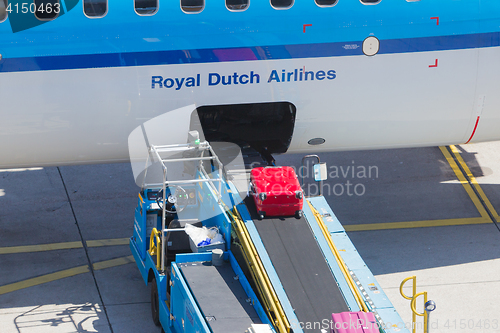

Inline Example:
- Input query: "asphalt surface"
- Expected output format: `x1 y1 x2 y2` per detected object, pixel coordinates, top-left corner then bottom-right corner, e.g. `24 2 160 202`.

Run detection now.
1 142 499 333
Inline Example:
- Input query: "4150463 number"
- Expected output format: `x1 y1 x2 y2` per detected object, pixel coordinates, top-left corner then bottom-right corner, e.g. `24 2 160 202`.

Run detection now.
6 2 60 15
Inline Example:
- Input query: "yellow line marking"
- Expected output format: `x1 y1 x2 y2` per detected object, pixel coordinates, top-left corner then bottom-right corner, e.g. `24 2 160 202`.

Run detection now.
0 241 83 254
86 238 130 247
93 255 135 270
346 146 496 232
0 265 89 295
450 145 500 222
0 255 135 295
0 238 130 255
439 146 492 221
344 217 491 232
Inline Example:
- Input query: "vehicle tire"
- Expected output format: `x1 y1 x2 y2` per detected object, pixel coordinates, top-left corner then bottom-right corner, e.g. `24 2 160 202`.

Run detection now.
151 278 161 326
258 211 265 220
295 210 303 219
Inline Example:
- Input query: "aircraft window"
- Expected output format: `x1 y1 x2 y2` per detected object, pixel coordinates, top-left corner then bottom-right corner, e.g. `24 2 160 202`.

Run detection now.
360 0 381 3
135 0 158 15
34 0 60 21
181 0 204 13
83 0 107 18
270 0 293 9
226 0 249 11
315 0 337 6
0 0 7 22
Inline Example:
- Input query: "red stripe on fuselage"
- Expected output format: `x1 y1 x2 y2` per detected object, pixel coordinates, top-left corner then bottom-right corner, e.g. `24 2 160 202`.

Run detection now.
465 116 480 144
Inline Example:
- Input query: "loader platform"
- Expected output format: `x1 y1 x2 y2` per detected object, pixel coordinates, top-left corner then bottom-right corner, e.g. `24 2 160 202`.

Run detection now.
246 197 350 332
130 138 409 333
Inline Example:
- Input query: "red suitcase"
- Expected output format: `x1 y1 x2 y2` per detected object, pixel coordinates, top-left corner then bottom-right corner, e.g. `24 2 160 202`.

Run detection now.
250 166 303 219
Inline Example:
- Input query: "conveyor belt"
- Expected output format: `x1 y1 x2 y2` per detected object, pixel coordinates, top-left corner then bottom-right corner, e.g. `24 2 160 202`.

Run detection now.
179 261 262 333
245 198 349 333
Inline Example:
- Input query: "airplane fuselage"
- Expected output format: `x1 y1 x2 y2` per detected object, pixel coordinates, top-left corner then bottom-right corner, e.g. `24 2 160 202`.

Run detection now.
1 0 500 168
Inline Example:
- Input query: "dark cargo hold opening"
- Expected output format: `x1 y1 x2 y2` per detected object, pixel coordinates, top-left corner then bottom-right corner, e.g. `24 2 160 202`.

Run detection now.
191 102 296 155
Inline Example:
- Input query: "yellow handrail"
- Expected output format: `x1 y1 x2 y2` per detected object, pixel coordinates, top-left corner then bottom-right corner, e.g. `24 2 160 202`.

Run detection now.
400 276 430 333
411 292 429 333
400 276 417 333
228 207 291 333
149 228 161 270
411 292 427 317
307 200 369 313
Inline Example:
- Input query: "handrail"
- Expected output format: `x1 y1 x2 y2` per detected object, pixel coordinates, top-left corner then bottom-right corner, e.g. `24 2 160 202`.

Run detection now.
149 228 161 270
400 276 417 333
307 201 369 312
400 276 430 333
411 292 429 333
143 141 223 202
144 140 226 272
400 276 417 300
227 206 291 333
411 292 427 317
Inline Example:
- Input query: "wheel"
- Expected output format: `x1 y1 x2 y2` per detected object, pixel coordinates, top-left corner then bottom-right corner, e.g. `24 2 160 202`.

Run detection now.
295 210 303 219
258 211 265 220
151 278 160 326
156 185 189 214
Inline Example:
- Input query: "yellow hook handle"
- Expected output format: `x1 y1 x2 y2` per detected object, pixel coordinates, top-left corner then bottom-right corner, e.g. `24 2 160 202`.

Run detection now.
400 275 416 300
411 291 430 333
149 228 161 269
400 276 418 333
410 291 428 317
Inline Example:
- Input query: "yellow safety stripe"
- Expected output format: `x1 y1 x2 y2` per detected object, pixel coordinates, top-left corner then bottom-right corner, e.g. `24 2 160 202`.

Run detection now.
0 255 134 295
86 238 130 247
343 146 495 232
228 207 291 333
0 238 130 255
92 255 135 270
307 200 369 313
449 145 500 222
439 146 492 221
0 241 83 254
0 265 90 296
343 217 490 232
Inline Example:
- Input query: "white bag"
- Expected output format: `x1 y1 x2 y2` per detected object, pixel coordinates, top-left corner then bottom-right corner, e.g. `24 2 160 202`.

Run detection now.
184 224 209 245
211 232 224 244
185 224 223 246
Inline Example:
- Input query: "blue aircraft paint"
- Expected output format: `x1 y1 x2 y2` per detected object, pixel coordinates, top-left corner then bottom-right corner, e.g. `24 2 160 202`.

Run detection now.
1 31 500 73
0 0 499 72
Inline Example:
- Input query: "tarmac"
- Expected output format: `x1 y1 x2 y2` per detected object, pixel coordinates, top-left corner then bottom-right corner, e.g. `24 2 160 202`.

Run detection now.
1 142 499 333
